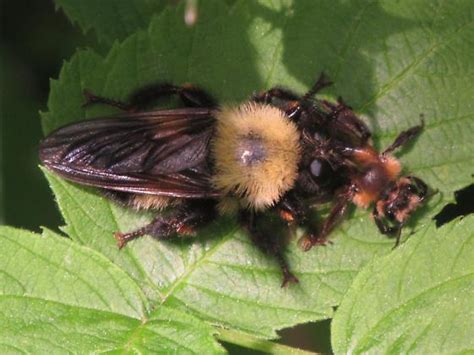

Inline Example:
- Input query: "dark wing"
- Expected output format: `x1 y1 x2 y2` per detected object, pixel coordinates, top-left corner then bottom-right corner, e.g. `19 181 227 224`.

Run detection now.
39 108 220 198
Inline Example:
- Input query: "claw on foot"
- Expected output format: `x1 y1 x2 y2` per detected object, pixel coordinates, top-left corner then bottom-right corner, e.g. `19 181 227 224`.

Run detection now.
298 234 333 251
114 232 127 249
298 235 314 251
114 227 147 249
281 271 299 288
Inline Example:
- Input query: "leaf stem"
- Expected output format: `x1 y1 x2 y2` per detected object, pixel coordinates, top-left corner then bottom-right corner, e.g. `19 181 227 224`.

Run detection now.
216 328 319 354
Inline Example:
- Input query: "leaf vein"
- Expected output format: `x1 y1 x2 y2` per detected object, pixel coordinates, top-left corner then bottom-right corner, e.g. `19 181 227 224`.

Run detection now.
359 17 474 112
356 272 474 348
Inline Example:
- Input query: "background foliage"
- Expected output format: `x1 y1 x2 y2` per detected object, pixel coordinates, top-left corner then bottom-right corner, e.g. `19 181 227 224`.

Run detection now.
1 0 473 353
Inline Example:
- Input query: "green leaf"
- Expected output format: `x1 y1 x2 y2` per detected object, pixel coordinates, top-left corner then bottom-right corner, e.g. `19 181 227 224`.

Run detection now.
0 227 224 354
54 0 168 45
43 169 346 337
331 216 474 354
40 0 473 343
0 226 147 318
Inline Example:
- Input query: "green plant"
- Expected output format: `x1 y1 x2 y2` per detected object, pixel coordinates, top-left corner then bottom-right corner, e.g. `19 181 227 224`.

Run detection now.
1 0 473 353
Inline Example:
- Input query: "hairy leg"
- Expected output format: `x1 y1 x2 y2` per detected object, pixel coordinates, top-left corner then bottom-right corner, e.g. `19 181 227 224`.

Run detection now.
276 192 308 225
114 200 217 248
298 187 353 251
321 98 372 146
252 87 300 104
372 207 403 247
276 192 330 255
241 210 299 287
252 72 332 119
83 82 216 112
383 119 424 155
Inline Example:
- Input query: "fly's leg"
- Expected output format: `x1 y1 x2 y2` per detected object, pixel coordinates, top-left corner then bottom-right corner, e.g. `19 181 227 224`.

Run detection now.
301 72 333 101
83 82 216 112
383 119 424 155
241 210 299 287
298 187 353 251
275 192 332 253
252 87 300 104
128 82 217 109
252 72 332 120
253 72 331 104
372 206 404 248
321 97 372 145
114 200 217 248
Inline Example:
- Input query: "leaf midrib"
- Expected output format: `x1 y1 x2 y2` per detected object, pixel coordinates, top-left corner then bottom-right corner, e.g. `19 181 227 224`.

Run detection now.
161 226 239 303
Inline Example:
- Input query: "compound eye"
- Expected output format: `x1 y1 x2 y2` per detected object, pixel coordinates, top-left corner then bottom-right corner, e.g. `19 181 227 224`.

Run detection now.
310 159 323 177
310 159 332 181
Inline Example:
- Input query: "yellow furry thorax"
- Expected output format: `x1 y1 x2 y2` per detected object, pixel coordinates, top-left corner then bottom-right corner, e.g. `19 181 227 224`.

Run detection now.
211 103 301 211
